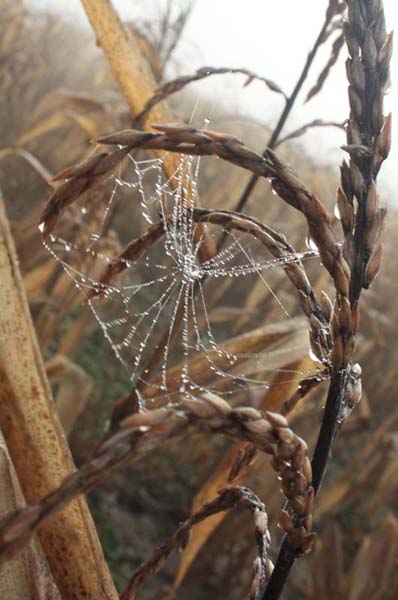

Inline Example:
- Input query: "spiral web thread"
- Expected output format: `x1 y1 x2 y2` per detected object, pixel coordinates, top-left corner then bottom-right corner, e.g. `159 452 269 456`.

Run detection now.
43 143 322 408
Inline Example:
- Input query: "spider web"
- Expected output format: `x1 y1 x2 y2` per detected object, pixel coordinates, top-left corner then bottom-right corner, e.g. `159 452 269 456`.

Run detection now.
43 140 322 409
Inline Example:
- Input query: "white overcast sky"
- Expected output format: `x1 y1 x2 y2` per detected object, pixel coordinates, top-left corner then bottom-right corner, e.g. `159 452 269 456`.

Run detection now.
28 0 397 200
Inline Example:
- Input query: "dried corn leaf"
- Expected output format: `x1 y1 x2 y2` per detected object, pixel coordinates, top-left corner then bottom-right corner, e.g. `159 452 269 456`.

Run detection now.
0 429 61 600
142 317 308 400
0 192 118 598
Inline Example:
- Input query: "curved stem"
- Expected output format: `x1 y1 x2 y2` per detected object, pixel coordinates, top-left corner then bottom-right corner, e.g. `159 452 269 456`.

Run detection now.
232 10 333 216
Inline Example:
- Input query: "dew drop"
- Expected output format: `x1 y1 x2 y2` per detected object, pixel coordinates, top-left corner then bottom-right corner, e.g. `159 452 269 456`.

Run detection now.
38 222 45 233
334 203 341 220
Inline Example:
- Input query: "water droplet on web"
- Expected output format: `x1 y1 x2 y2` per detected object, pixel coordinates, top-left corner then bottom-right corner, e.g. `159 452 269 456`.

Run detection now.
38 135 308 408
334 203 341 220
38 222 45 233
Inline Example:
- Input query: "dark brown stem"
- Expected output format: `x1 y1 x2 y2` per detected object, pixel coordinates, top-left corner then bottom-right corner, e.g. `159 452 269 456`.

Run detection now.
263 0 391 596
232 7 335 216
263 371 345 599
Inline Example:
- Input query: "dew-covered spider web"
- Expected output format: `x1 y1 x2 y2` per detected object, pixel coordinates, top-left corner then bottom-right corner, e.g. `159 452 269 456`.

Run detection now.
42 136 323 409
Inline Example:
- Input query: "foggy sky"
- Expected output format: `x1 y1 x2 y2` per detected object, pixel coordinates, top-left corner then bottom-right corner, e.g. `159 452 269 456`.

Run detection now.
28 0 397 200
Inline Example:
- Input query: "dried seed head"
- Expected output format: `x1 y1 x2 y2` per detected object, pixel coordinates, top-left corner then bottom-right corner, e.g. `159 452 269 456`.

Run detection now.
271 455 286 473
347 118 363 146
301 457 313 484
291 438 309 468
320 291 333 322
344 22 360 57
376 113 392 161
276 443 295 462
304 513 313 532
337 188 354 234
184 398 216 419
365 182 378 221
254 508 269 533
232 407 262 421
279 510 295 533
276 427 295 445
349 56 366 91
378 32 394 68
301 532 316 555
340 160 353 201
293 473 310 496
304 487 315 513
120 408 170 428
343 234 355 266
351 301 360 332
245 418 273 436
337 295 353 334
266 411 288 429
331 332 344 369
201 392 232 416
363 29 378 69
350 161 366 198
348 86 363 121
281 479 296 500
333 255 350 297
364 242 384 287
281 466 299 482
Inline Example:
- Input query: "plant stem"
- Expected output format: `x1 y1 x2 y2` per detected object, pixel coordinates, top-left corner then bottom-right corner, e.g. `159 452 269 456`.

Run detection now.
263 0 391 595
262 371 345 599
232 10 333 216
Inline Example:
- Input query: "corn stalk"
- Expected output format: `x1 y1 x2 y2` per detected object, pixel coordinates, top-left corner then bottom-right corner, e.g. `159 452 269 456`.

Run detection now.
0 190 118 599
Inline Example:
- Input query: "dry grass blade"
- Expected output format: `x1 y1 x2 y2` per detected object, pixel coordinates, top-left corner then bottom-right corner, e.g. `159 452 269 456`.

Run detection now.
133 320 309 406
0 147 54 185
120 486 272 600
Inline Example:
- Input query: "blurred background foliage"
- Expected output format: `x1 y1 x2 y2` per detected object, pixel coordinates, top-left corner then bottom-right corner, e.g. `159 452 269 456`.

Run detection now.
1 1 397 598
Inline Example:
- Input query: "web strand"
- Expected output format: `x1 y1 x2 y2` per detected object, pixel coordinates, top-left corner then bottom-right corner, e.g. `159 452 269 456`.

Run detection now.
42 143 324 408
